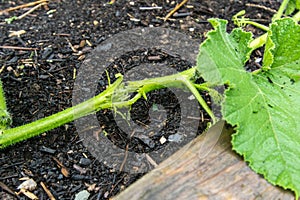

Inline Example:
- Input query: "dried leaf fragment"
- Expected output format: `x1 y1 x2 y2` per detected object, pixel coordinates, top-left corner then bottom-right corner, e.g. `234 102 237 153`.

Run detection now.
9 30 26 37
17 178 37 191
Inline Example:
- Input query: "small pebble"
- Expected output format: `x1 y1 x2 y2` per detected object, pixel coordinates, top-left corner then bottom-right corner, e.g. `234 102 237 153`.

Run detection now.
255 57 262 63
40 146 56 154
7 66 13 71
58 174 64 180
104 191 109 198
159 136 167 144
41 47 53 59
73 164 88 174
168 133 183 143
75 190 90 200
72 174 90 180
188 95 195 100
93 20 99 26
79 158 91 166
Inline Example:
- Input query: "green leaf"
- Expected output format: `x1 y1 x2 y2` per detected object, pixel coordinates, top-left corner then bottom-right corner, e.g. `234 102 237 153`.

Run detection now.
263 18 300 72
197 18 300 197
4 16 17 24
285 0 300 15
197 19 253 85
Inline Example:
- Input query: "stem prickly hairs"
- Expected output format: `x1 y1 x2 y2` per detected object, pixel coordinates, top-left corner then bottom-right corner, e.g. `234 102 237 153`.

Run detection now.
0 76 123 148
0 79 12 131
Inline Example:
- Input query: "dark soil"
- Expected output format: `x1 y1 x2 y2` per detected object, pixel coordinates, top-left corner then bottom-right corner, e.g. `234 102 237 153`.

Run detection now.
0 0 280 199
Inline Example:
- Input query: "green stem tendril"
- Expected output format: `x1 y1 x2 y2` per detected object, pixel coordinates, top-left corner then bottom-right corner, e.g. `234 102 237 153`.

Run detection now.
232 10 269 31
235 0 300 51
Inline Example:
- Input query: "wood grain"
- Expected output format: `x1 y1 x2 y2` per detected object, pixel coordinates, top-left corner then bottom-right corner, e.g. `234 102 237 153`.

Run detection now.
113 121 294 200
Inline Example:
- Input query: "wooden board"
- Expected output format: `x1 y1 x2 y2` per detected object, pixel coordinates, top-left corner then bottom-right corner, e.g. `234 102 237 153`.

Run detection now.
112 121 294 200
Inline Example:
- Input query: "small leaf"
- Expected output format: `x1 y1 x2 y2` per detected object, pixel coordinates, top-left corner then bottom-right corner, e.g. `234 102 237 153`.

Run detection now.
4 16 18 24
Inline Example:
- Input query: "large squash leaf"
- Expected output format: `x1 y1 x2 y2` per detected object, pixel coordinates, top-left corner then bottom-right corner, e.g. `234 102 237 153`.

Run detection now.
197 18 300 197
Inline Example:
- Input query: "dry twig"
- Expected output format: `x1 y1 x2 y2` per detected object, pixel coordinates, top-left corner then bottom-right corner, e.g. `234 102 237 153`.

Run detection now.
119 144 129 172
52 157 70 177
164 0 189 21
246 3 277 13
17 2 47 20
41 182 56 200
0 46 38 51
0 0 48 15
0 181 17 198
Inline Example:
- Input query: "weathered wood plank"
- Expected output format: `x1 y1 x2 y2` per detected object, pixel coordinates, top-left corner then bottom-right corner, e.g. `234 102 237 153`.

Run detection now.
113 121 294 200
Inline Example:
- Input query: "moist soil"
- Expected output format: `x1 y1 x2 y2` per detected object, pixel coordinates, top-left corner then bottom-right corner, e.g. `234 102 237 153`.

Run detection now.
0 0 280 199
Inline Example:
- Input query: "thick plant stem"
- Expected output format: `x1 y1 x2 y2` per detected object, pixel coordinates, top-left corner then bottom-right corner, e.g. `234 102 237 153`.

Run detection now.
272 0 290 21
0 80 7 112
0 67 215 149
0 77 123 148
249 33 268 50
293 10 300 21
0 79 12 130
115 68 215 122
124 68 216 123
